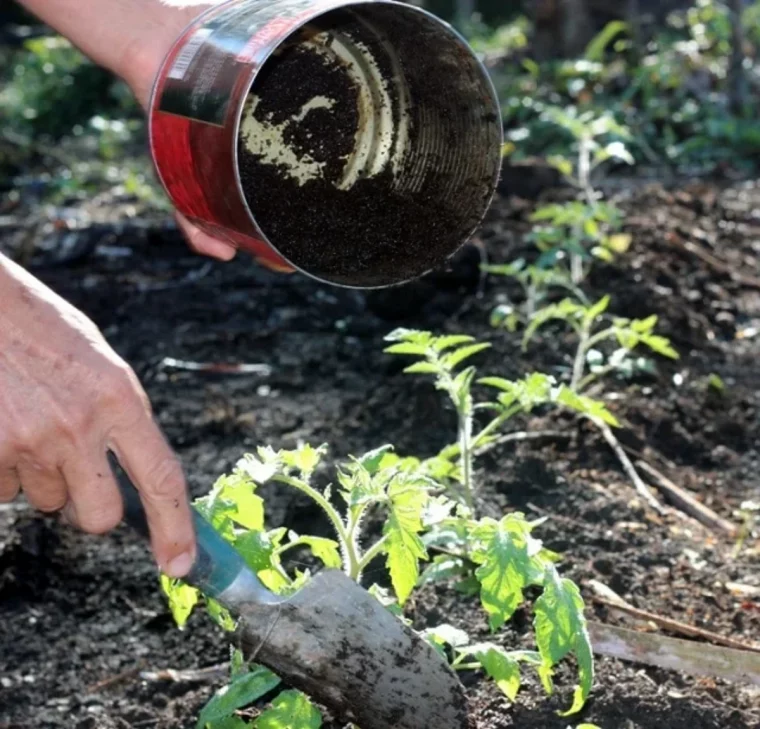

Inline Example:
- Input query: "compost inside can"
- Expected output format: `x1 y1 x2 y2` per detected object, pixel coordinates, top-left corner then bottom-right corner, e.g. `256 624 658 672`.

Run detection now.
236 7 499 288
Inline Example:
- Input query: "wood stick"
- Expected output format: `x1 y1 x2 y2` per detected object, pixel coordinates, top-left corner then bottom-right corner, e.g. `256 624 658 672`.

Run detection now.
594 419 664 513
587 621 760 686
593 597 760 654
86 665 143 693
635 460 739 538
665 232 760 290
139 663 229 683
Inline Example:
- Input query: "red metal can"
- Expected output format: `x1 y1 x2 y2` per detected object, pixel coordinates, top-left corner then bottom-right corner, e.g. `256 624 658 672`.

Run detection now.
148 0 502 288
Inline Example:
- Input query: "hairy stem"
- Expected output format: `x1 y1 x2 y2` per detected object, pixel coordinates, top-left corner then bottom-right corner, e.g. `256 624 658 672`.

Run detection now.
356 535 389 575
571 323 591 392
458 409 475 512
273 475 358 577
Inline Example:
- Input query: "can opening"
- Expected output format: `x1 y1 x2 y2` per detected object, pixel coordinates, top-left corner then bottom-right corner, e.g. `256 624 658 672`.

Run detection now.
236 2 501 289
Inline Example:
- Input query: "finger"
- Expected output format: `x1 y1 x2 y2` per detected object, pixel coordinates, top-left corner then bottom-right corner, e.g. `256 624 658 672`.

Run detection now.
175 213 237 261
108 418 196 579
17 460 67 513
0 467 21 502
61 451 123 535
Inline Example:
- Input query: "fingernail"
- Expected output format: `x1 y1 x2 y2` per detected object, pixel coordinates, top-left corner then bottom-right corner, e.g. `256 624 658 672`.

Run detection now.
165 550 195 578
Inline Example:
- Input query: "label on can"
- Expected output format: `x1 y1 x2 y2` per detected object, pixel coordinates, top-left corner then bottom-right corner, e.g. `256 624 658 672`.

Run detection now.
158 0 332 126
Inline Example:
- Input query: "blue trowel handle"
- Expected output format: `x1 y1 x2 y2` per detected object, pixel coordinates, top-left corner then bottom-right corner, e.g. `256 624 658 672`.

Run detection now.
111 453 256 603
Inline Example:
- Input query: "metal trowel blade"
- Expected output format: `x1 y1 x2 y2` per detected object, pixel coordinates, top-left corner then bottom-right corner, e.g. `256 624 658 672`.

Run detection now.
233 570 470 729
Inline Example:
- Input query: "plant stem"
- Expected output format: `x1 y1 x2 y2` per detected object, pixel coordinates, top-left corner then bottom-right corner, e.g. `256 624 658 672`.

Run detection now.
571 323 591 392
356 535 389 574
273 475 359 577
458 409 475 512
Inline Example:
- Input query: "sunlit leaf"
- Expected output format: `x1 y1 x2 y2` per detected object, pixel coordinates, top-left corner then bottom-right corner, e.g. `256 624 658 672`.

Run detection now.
471 515 547 630
253 690 321 729
207 598 236 632
472 645 522 701
403 361 440 375
160 575 199 630
384 478 429 605
442 343 491 370
555 387 619 427
534 567 594 716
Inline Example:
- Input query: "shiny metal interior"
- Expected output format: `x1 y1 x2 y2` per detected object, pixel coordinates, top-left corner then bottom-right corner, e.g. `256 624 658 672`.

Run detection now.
238 0 503 288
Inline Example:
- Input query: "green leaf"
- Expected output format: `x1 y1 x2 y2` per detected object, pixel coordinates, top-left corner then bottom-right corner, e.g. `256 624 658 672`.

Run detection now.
197 666 281 729
630 315 657 333
575 724 603 729
547 155 574 177
384 342 429 355
442 343 491 370
419 555 469 586
356 444 395 475
471 515 548 631
207 598 236 632
160 575 199 630
214 473 264 531
591 246 615 263
523 300 584 349
605 233 632 254
584 296 610 325
534 567 594 716
234 530 290 593
641 333 679 359
281 444 325 476
472 645 522 701
584 20 627 60
556 387 619 427
432 335 476 352
403 361 440 375
237 452 279 485
384 478 429 605
478 376 517 392
296 535 342 569
253 690 322 729
422 624 471 650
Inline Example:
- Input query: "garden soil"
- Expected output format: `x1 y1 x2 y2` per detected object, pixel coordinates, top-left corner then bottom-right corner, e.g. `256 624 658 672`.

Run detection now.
1 171 759 729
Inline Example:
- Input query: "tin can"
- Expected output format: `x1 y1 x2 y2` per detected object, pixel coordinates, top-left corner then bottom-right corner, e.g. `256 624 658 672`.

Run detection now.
148 0 502 288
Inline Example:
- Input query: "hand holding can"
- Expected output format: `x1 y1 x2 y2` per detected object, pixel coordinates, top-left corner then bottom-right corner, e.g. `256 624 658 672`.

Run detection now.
149 0 503 288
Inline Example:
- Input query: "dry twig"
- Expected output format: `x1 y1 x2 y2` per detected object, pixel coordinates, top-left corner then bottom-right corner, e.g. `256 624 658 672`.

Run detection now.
636 460 739 538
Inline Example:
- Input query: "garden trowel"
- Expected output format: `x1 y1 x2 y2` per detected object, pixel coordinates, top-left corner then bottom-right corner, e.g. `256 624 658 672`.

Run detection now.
114 461 469 729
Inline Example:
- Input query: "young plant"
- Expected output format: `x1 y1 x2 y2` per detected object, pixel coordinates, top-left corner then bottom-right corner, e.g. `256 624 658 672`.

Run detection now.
483 257 588 326
540 106 635 197
522 295 679 394
528 200 632 283
521 295 679 510
161 440 596 725
383 329 617 512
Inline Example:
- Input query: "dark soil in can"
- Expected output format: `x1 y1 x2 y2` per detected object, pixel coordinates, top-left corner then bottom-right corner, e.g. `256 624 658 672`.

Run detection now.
237 38 465 288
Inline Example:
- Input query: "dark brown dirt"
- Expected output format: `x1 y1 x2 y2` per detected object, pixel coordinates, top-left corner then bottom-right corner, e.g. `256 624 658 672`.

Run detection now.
1 171 760 729
237 36 465 289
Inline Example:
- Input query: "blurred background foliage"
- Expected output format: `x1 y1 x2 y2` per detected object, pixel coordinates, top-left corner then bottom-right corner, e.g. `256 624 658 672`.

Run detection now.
1 0 759 213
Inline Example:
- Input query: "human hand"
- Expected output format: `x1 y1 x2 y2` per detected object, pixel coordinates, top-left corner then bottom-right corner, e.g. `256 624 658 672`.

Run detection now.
17 0 237 262
0 254 196 578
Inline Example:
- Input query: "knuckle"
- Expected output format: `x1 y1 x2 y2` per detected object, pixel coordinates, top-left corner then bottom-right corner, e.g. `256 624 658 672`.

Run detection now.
142 456 185 502
0 476 20 502
77 504 122 535
33 491 68 513
102 364 150 413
